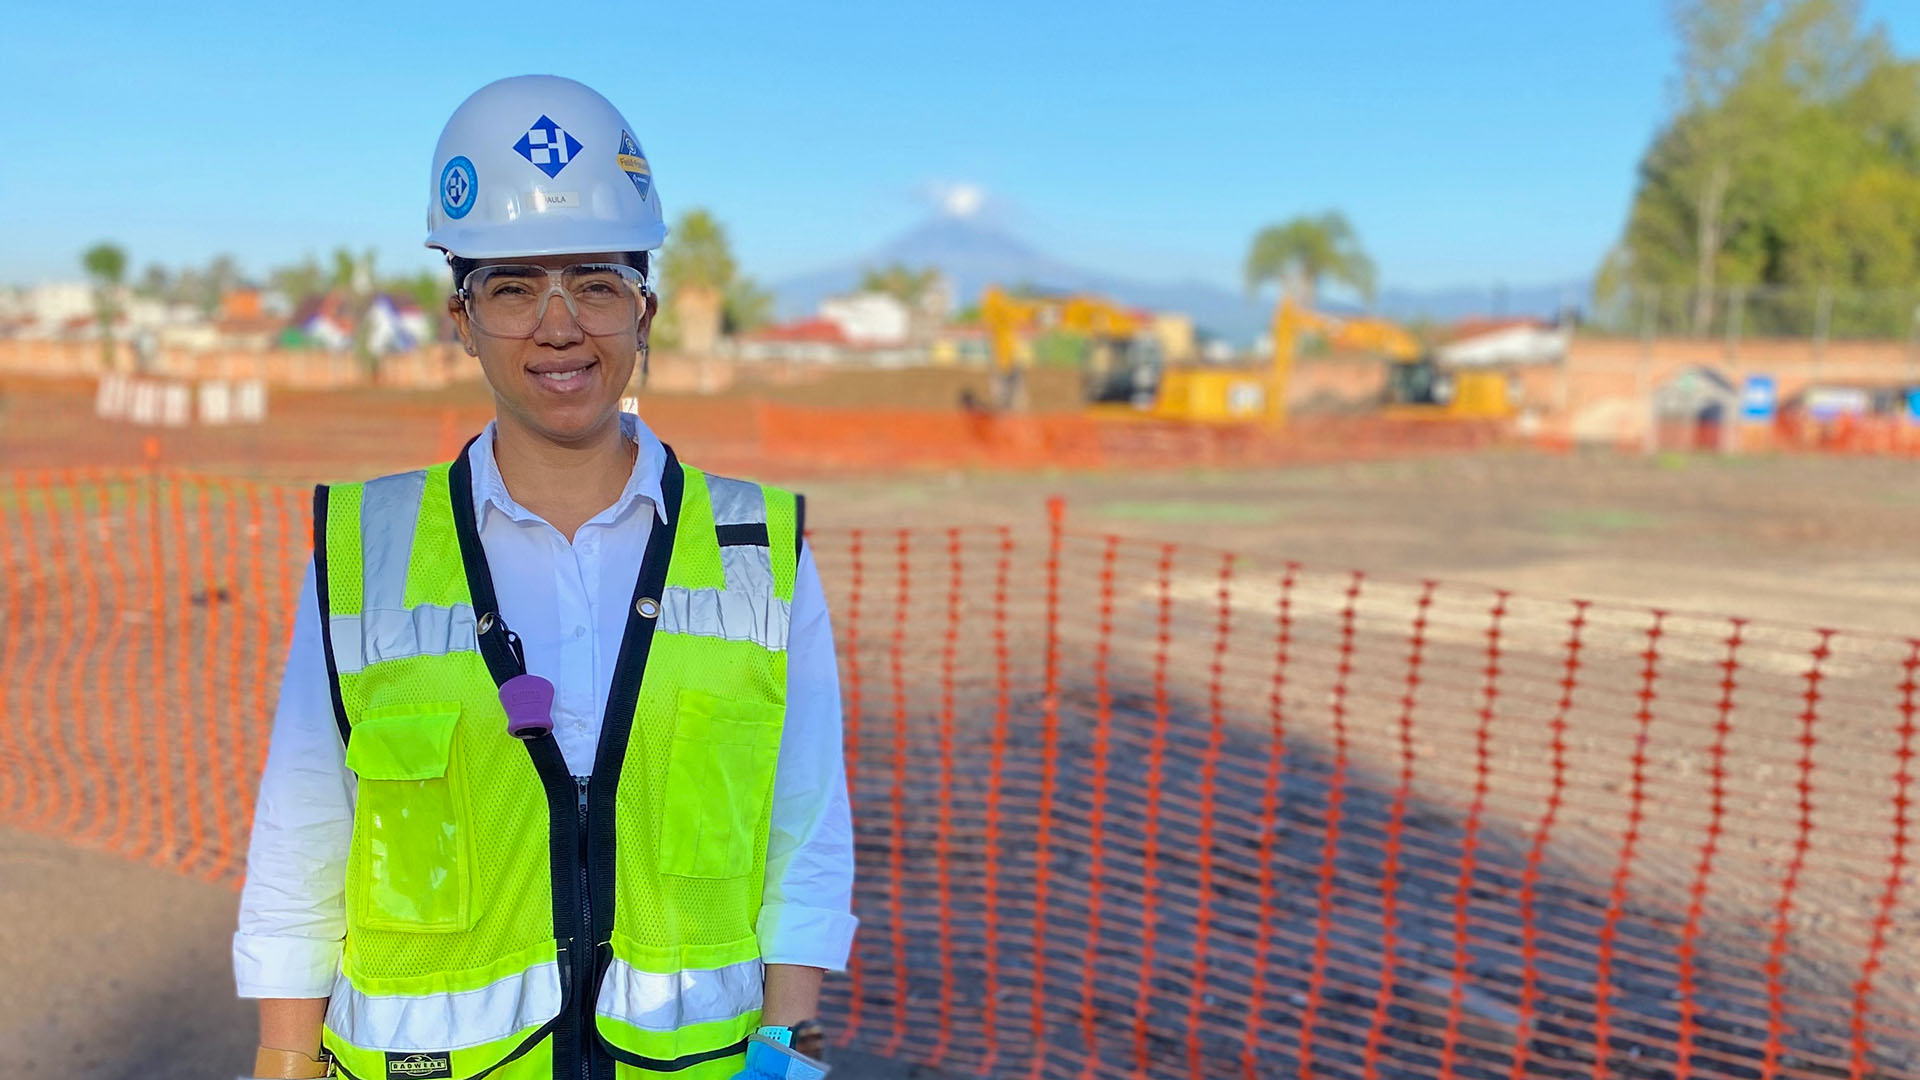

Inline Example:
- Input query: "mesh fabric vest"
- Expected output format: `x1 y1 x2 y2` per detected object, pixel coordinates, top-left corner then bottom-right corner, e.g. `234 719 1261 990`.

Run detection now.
312 445 798 1080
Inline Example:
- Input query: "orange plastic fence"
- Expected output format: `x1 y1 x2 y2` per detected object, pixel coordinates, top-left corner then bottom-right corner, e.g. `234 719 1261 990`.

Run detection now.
1 471 1916 1079
1771 415 1920 457
1 378 1509 477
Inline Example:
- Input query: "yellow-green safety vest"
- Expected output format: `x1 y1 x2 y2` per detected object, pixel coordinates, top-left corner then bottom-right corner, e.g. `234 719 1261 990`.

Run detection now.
311 444 802 1080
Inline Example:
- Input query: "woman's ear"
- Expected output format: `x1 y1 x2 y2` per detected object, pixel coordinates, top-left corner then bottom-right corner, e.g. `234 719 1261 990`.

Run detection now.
638 287 658 334
447 293 478 356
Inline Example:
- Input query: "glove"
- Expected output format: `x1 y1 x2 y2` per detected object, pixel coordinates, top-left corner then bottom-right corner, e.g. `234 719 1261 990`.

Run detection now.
730 1035 829 1080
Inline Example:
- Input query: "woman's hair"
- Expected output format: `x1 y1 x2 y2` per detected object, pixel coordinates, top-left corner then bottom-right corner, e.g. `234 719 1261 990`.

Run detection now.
446 251 652 295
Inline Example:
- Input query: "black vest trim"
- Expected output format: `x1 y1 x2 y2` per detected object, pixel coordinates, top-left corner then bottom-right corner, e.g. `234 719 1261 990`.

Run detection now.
448 440 589 1080
596 1035 751 1073
794 493 806 562
446 437 688 1080
310 484 353 749
586 445 684 1078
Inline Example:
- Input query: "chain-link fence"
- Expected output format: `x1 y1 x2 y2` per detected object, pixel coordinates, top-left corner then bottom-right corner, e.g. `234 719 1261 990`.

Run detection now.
1587 285 1920 349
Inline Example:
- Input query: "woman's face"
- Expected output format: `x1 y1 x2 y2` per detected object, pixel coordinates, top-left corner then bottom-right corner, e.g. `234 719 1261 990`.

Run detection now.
448 251 655 447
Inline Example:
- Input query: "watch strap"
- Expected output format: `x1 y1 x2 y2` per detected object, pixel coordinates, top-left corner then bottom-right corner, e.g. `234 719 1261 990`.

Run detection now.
754 1024 793 1047
252 1046 332 1079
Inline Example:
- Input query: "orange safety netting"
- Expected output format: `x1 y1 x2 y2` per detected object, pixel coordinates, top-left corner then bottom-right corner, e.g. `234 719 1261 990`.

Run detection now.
1 472 1916 1078
0 380 1511 477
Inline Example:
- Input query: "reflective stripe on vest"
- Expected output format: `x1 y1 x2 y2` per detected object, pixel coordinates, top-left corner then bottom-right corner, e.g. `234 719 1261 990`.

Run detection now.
326 956 563 1052
314 452 797 1080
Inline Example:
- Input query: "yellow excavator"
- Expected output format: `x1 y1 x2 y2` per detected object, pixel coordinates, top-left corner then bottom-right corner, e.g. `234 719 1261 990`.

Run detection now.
1152 296 1517 425
1145 295 1419 426
980 285 1148 411
981 284 1512 425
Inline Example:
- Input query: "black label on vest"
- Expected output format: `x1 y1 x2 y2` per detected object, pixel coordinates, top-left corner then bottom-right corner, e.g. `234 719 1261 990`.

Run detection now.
386 1052 452 1079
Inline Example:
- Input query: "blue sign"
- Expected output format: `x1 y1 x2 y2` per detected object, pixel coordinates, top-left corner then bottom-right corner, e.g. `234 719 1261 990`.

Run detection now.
1740 374 1777 421
1907 388 1920 424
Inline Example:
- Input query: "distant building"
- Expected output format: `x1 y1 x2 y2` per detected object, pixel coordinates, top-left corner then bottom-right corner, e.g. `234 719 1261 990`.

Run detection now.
735 318 852 364
1436 318 1570 368
4 282 95 337
364 294 432 354
929 324 990 367
280 290 430 354
1149 312 1196 364
819 292 911 346
285 291 357 351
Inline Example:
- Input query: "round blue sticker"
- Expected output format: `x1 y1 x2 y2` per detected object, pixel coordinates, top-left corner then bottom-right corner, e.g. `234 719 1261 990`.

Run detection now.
440 155 478 220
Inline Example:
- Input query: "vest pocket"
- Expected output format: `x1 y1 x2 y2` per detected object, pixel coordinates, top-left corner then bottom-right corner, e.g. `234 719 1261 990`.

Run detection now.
345 703 472 933
658 689 784 879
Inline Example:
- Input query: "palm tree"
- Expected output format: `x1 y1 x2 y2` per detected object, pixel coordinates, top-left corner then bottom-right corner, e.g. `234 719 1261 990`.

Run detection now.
660 209 738 356
1244 211 1376 308
858 263 941 307
81 242 128 370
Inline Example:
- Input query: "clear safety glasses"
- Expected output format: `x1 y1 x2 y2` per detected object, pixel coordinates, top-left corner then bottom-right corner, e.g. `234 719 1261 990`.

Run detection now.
459 263 646 339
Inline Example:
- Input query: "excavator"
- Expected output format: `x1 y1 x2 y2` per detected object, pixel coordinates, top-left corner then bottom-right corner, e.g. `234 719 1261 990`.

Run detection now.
1148 294 1423 426
981 284 1513 425
979 285 1150 411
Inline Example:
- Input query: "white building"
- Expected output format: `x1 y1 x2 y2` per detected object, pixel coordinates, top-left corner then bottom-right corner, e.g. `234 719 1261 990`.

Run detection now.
819 292 912 347
8 282 95 336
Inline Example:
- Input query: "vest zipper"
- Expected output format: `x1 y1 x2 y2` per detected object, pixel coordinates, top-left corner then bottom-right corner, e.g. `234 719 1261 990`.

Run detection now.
576 775 594 1080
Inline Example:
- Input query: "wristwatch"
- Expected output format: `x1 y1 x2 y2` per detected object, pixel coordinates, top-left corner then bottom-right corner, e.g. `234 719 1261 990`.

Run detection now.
755 1019 826 1059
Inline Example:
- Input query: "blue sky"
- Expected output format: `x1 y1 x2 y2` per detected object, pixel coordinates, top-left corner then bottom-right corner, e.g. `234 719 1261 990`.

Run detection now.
3 1 1917 294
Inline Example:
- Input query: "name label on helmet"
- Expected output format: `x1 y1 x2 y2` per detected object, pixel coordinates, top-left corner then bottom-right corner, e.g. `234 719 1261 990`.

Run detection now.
533 190 581 211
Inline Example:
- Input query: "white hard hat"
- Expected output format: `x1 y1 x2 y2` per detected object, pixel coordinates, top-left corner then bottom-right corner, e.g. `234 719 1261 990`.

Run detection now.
425 75 668 259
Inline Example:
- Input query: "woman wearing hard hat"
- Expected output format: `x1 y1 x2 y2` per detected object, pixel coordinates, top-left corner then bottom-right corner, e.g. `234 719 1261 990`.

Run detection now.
234 76 854 1080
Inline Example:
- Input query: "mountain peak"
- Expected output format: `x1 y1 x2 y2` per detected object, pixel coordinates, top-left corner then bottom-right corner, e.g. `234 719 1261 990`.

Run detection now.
871 217 1042 265
771 216 1274 339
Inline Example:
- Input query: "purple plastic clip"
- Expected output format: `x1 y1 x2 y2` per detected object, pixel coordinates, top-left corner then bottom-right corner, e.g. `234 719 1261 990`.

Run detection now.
500 673 556 739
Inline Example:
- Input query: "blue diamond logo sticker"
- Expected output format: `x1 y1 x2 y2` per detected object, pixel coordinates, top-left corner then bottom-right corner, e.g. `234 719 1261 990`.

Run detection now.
513 115 583 179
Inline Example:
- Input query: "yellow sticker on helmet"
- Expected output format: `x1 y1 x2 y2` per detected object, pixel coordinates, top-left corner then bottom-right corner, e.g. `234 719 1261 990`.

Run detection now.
617 130 652 198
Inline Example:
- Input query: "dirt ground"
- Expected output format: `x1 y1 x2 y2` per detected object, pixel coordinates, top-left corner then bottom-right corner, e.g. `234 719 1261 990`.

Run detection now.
3 374 1917 1078
799 451 1920 636
6 374 1915 634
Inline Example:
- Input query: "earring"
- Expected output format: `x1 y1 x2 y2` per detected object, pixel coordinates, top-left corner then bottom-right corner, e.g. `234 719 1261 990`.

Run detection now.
639 340 650 387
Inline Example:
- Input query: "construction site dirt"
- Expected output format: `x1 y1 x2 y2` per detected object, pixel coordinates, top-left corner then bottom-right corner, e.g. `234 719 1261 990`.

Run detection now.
1 375 1915 1078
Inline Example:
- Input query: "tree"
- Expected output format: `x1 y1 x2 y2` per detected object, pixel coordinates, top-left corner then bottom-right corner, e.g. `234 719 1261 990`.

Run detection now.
858 263 942 306
270 255 327 307
135 263 170 299
659 208 739 355
1666 0 1773 331
723 278 775 335
331 247 360 292
81 242 128 369
1244 211 1376 307
1604 0 1920 336
389 270 449 320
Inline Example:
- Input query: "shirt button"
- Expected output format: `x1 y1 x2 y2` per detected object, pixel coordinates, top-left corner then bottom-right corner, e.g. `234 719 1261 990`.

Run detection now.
573 625 587 639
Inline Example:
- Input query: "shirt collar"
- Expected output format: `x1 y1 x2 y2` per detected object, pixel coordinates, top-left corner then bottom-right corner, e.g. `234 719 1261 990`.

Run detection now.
467 411 670 531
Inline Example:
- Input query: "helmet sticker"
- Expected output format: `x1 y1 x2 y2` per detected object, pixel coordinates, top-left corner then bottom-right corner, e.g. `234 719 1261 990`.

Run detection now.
513 115 583 179
617 130 652 198
440 156 478 220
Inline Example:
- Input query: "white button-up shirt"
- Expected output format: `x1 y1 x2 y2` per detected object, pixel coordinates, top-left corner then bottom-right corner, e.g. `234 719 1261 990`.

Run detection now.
233 414 857 998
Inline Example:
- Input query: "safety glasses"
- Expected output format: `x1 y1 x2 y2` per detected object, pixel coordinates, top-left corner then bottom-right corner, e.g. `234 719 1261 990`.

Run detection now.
459 263 646 339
